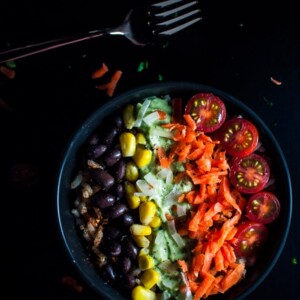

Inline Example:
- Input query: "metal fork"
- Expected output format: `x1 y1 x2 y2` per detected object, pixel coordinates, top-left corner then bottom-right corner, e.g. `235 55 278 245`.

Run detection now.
0 0 201 64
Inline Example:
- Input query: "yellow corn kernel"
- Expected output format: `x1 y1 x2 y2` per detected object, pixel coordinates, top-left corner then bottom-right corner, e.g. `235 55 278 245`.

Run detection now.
139 248 150 256
125 161 139 181
119 132 136 157
149 216 162 229
140 269 160 289
133 146 152 168
136 132 147 145
130 224 152 236
138 255 155 270
124 181 140 209
139 201 156 225
133 235 150 248
123 104 136 129
127 195 141 209
132 285 156 300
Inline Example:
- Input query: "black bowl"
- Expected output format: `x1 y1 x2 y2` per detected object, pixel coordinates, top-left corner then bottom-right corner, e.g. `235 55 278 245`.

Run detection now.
56 81 292 300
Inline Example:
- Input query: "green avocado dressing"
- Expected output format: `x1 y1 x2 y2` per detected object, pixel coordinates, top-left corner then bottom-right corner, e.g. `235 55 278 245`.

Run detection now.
134 96 193 298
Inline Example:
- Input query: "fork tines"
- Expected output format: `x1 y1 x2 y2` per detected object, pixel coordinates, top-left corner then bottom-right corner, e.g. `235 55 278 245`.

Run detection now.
150 0 202 36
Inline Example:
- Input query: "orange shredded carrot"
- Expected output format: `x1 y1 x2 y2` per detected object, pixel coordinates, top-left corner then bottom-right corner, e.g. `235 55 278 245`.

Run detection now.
157 110 167 120
157 146 173 168
96 70 122 97
62 275 84 293
220 263 245 292
157 109 247 299
194 272 215 300
0 65 16 79
178 260 189 272
91 62 109 79
270 76 282 86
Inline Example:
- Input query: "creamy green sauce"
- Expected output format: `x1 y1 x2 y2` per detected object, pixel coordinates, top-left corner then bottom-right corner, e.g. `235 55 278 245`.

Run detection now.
135 96 193 298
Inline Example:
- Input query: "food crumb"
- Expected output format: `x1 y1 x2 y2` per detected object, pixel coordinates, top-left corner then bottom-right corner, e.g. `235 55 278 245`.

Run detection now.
62 275 84 293
95 69 122 97
158 74 164 81
137 60 149 72
5 60 16 69
91 62 109 79
0 65 16 79
263 96 274 107
270 76 282 86
292 257 297 265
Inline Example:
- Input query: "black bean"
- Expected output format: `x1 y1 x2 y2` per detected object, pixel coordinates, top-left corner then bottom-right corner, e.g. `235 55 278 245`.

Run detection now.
90 169 115 190
119 256 132 274
120 213 134 227
102 148 122 167
111 159 126 182
92 192 115 209
122 237 138 260
87 133 100 145
120 273 136 289
87 144 107 160
101 127 118 147
101 263 116 284
112 183 124 201
113 115 123 129
103 225 121 240
109 203 127 219
107 240 122 256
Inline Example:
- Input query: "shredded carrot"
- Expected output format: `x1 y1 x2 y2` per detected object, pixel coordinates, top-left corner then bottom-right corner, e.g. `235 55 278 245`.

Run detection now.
220 263 245 292
178 260 189 272
91 62 109 79
62 275 84 293
270 76 282 86
157 110 167 120
160 112 246 299
0 65 16 79
156 146 173 168
96 70 122 97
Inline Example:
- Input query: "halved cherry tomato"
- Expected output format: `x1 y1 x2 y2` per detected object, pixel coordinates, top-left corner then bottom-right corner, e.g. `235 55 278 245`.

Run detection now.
229 153 270 194
245 191 280 224
219 117 259 157
233 221 268 258
184 93 226 132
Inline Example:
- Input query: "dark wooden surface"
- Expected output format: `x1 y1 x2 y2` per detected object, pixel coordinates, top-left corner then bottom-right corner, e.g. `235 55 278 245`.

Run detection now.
1 0 299 299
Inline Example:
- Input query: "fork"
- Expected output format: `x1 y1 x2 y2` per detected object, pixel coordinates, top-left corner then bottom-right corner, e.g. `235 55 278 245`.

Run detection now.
0 0 201 64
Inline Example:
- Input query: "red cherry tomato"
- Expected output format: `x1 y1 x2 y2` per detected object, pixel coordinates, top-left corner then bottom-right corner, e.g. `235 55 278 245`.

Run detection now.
184 93 226 132
233 221 268 257
219 117 259 157
245 191 281 224
229 153 270 194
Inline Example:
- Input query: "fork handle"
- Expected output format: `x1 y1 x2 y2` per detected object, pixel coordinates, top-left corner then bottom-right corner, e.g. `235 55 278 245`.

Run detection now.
0 29 107 64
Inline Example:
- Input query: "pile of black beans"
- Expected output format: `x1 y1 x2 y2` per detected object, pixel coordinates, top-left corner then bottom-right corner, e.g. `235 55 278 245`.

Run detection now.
83 112 141 295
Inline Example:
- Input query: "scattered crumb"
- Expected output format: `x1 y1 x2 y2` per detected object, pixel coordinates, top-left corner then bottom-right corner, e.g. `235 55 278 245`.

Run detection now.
270 77 282 86
62 275 84 293
0 65 16 79
263 96 274 107
137 60 149 72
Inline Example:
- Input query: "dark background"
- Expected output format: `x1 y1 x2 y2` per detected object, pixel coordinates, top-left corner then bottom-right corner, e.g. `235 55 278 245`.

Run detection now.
1 0 299 299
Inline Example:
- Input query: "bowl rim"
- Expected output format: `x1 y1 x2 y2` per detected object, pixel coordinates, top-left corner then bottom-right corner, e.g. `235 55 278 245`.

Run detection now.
55 80 293 300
